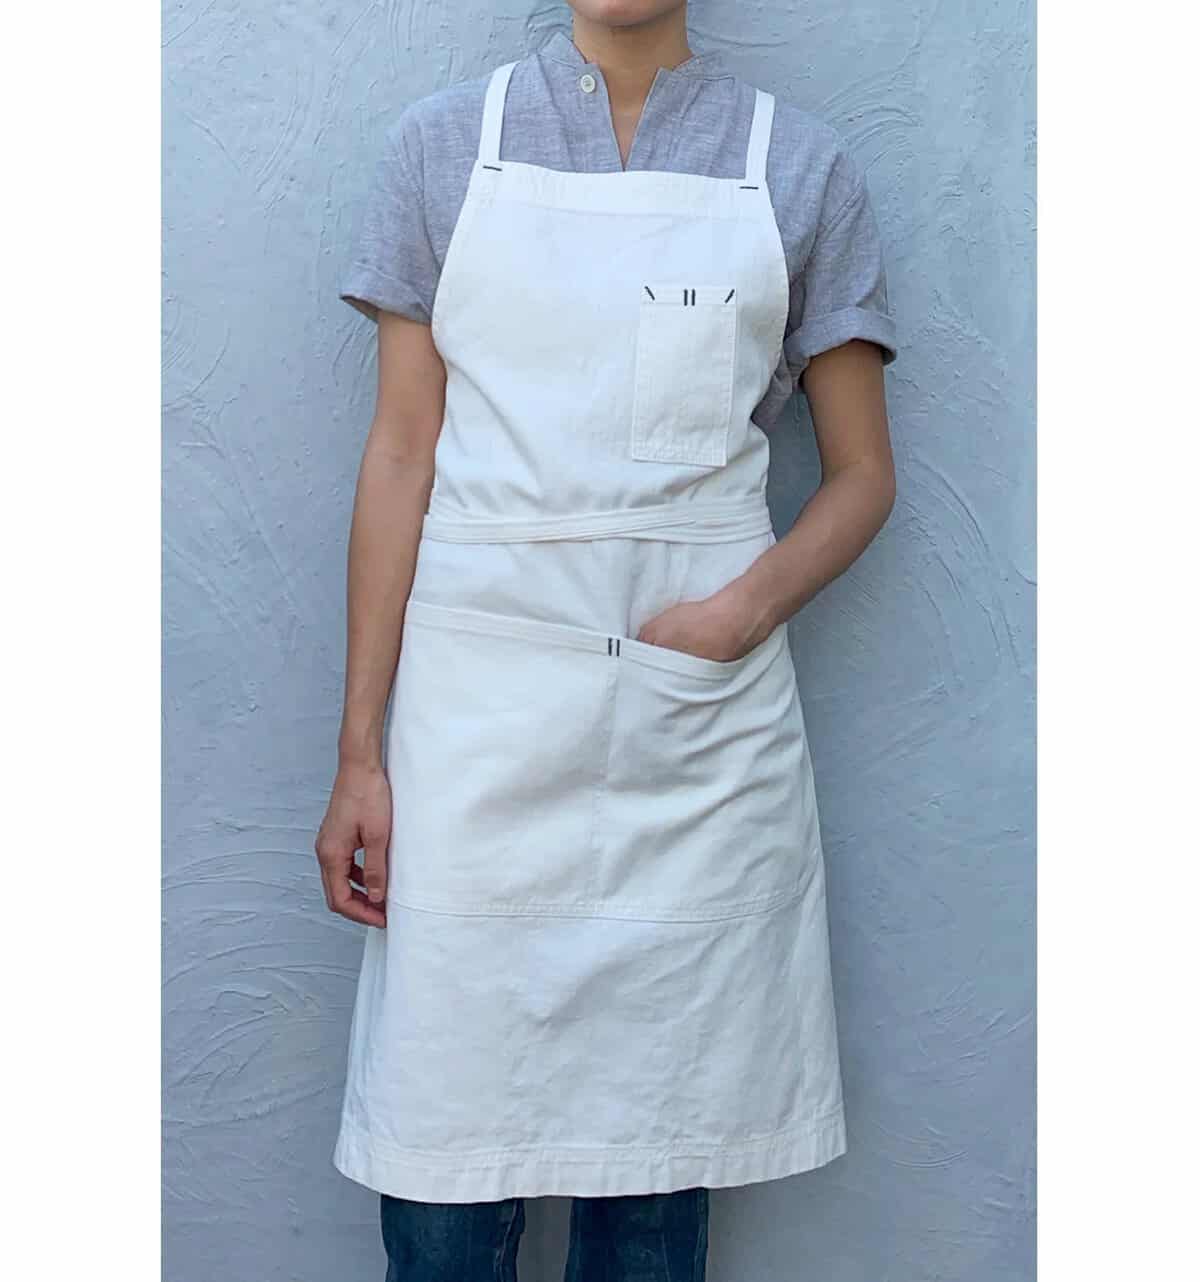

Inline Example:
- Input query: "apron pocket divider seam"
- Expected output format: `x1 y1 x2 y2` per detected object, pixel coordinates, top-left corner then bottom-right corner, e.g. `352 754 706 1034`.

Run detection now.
586 661 621 904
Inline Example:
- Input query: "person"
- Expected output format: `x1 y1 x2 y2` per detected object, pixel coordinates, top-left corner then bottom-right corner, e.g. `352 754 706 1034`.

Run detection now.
314 2 898 1278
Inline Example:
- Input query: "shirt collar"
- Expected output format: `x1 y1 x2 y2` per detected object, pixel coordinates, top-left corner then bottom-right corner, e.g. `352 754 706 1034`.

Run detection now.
537 26 731 81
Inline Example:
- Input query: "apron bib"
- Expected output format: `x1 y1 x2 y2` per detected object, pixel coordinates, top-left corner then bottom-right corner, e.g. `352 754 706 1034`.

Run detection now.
334 59 847 1203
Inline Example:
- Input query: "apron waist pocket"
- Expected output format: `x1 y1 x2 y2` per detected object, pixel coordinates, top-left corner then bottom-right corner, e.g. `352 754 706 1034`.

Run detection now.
393 597 815 919
403 597 785 681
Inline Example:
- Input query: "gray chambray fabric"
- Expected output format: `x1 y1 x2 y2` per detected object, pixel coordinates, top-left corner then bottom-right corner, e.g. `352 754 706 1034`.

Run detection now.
340 26 898 431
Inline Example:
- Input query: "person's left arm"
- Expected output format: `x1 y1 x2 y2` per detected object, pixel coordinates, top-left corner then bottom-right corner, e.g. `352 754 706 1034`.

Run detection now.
637 142 899 660
636 338 894 659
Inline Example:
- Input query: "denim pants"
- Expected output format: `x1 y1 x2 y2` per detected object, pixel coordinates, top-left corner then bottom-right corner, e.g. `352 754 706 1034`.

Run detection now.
380 1186 709 1281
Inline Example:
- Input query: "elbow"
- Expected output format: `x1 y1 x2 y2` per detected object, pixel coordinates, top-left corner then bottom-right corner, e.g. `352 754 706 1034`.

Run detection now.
879 460 898 523
855 451 896 532
364 415 440 479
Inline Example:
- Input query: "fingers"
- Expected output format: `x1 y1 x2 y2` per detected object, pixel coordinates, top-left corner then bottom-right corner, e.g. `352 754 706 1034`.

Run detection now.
327 860 387 929
361 827 390 907
332 883 388 929
636 600 694 645
636 600 739 659
636 616 664 644
314 830 387 929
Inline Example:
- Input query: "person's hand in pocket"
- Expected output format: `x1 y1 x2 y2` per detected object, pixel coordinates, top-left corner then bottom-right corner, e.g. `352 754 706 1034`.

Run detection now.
635 581 771 663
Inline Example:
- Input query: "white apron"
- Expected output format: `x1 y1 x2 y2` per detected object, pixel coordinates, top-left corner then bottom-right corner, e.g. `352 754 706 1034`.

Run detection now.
334 59 847 1203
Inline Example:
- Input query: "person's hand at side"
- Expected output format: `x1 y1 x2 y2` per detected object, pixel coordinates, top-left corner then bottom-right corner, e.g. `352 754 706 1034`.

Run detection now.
315 763 392 927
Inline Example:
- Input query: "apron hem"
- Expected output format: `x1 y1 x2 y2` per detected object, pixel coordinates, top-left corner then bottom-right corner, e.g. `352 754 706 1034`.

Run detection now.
332 1109 846 1202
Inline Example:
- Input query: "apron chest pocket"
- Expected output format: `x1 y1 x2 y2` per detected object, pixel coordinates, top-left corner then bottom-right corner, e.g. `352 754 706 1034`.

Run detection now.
630 283 738 468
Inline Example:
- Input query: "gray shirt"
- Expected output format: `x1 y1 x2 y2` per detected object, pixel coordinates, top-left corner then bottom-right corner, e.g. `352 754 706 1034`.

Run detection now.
340 26 898 431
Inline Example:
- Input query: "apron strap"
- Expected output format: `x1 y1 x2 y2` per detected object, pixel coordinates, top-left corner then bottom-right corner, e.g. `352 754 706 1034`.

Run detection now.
478 60 518 165
743 89 775 186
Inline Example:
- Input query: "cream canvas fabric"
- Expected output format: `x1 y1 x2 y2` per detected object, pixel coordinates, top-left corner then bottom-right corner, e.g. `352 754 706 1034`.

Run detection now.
334 55 848 1204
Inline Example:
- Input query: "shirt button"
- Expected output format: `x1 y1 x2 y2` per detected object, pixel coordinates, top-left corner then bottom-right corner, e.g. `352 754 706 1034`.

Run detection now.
578 72 596 93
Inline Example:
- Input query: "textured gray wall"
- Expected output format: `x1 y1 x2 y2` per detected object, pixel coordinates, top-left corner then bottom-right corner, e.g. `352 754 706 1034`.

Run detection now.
163 2 1035 1279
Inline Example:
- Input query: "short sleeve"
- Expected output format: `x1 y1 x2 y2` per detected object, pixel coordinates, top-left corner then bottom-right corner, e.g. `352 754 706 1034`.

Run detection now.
783 148 898 383
339 114 438 326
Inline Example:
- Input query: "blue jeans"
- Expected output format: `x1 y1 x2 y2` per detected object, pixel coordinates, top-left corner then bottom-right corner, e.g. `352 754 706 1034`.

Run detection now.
380 1187 709 1281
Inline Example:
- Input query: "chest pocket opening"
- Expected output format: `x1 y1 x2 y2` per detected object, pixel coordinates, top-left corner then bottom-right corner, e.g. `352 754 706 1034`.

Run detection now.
630 283 739 469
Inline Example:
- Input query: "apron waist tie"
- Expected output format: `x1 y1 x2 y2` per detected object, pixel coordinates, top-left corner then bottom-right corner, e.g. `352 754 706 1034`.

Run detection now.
421 494 773 544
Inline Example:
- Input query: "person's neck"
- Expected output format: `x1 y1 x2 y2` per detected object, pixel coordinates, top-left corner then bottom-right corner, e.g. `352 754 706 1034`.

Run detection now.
570 11 693 115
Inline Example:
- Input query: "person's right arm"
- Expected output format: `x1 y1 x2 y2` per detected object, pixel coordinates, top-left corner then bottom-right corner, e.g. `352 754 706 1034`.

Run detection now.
313 311 446 928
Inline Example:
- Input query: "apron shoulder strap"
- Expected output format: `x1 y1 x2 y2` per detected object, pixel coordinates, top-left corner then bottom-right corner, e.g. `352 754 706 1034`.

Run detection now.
478 60 519 165
743 88 775 186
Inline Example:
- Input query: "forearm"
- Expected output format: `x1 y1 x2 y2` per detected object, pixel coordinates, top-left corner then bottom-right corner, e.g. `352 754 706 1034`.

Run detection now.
338 432 435 770
721 457 896 643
